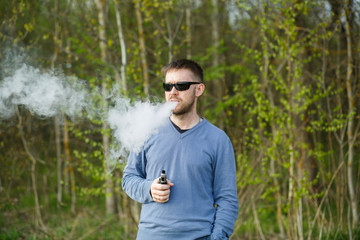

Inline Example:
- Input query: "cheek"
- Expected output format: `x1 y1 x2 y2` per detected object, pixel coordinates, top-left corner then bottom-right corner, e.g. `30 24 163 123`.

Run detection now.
165 92 172 101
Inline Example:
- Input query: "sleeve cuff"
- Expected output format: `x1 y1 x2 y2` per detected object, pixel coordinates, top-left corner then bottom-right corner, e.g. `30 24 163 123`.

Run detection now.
211 230 229 240
142 179 154 203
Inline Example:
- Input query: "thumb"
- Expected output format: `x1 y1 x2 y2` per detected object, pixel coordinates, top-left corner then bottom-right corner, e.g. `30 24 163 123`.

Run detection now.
167 179 174 186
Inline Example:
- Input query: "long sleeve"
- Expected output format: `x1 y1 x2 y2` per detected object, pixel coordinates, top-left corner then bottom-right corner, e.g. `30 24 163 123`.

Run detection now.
122 151 153 204
211 137 239 239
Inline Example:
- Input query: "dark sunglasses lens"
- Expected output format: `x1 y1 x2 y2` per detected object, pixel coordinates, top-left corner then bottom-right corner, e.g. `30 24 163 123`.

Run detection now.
163 83 173 91
175 83 191 91
163 82 197 91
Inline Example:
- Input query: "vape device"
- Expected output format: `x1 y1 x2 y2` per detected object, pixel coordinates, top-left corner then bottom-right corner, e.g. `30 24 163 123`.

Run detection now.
159 170 167 184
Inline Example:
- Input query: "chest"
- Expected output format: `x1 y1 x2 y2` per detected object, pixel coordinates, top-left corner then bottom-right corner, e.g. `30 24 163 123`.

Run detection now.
144 132 214 183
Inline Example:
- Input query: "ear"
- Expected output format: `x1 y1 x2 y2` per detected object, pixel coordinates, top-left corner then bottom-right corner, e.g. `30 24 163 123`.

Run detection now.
195 83 205 97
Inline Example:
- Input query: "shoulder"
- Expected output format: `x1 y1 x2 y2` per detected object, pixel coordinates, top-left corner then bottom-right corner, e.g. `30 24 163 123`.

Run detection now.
201 119 230 141
143 119 174 148
197 119 233 152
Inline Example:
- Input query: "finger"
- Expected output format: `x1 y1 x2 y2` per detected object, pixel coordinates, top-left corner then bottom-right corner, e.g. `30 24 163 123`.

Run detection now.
153 194 169 203
153 183 171 191
153 189 170 197
158 195 169 203
166 179 174 186
158 193 169 201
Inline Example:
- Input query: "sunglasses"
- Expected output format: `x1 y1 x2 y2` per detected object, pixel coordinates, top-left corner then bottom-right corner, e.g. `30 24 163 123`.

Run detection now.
163 82 201 92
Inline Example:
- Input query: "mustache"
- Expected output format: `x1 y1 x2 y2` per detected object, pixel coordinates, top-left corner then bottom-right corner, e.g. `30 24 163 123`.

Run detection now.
169 97 181 101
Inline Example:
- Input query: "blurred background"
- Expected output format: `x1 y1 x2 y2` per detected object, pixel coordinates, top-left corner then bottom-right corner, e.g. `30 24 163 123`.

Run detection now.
0 0 359 239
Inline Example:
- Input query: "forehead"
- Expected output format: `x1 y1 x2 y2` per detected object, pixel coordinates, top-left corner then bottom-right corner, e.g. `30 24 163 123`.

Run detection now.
165 69 197 83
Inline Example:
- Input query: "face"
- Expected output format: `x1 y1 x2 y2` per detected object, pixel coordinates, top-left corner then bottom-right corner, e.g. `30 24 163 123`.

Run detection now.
164 69 203 116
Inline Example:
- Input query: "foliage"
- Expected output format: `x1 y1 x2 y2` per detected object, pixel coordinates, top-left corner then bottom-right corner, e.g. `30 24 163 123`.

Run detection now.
1 0 360 239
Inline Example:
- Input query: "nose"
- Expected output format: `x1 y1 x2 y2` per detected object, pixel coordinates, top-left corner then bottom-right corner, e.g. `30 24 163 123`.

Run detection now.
170 85 178 94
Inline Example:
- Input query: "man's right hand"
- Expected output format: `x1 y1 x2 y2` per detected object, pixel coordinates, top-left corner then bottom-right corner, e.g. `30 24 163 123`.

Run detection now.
150 178 174 203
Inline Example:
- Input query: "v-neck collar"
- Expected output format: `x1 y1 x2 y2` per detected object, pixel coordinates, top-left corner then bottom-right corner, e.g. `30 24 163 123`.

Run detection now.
168 117 205 137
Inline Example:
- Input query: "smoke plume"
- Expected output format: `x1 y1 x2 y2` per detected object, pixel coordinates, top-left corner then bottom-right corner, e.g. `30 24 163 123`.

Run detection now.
0 64 88 119
0 52 176 167
108 99 177 158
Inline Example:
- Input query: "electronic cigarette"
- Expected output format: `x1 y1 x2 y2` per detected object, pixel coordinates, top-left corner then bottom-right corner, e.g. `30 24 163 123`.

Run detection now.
159 170 167 184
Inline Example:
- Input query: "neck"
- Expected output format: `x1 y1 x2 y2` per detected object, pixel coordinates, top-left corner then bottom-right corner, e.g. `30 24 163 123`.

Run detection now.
170 112 200 130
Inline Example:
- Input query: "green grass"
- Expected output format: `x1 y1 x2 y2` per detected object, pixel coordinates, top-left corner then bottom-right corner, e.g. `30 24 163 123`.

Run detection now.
0 194 137 240
0 229 22 240
1 209 135 240
2 193 360 240
321 226 360 240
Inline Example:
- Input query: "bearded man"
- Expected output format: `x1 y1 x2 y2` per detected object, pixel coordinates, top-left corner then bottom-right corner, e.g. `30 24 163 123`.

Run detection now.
122 59 238 240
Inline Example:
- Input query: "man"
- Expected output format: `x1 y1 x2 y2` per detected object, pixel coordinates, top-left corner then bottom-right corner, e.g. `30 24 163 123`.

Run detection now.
122 59 238 240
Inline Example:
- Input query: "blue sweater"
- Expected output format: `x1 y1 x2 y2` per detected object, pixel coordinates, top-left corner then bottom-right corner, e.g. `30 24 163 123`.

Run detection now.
122 118 238 240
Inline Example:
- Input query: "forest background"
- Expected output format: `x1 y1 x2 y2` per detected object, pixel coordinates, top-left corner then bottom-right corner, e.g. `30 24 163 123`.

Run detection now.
1 0 360 239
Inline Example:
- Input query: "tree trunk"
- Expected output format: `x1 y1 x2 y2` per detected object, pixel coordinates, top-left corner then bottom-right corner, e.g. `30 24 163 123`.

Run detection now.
165 8 184 63
51 0 63 208
262 40 285 238
16 108 47 232
165 10 173 62
54 117 63 207
50 0 60 69
210 0 224 128
185 0 192 59
134 0 149 97
211 0 222 99
344 1 358 227
115 1 128 96
63 115 76 214
64 44 70 196
211 0 219 68
95 0 116 215
43 174 49 206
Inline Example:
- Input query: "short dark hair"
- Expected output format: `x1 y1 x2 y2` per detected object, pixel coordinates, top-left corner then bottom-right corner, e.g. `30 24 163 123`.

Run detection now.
161 59 204 83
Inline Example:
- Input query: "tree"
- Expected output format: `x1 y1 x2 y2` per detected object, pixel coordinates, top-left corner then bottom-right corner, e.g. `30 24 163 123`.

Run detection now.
1 0 360 238
134 0 150 97
50 0 64 208
185 0 192 59
94 0 116 215
114 0 128 96
16 108 47 232
344 0 359 227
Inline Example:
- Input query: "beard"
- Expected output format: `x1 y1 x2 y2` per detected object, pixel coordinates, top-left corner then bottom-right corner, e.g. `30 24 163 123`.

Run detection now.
171 95 196 116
